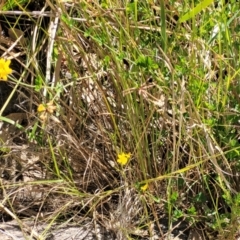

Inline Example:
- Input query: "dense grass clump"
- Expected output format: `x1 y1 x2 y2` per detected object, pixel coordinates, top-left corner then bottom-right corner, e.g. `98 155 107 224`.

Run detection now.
0 0 239 239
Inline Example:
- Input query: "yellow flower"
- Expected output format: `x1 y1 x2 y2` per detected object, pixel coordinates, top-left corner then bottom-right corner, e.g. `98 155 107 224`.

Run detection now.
37 104 46 112
140 183 148 192
117 152 131 166
0 59 12 81
37 101 56 122
37 101 56 113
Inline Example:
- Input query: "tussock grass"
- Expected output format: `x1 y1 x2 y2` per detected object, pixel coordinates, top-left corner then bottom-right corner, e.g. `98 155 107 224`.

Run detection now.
0 0 240 239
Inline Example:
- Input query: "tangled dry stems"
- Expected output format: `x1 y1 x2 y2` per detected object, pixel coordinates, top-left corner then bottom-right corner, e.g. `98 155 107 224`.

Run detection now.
0 1 239 239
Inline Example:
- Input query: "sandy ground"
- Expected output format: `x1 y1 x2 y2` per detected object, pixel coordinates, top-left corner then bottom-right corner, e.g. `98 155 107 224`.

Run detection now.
0 219 192 240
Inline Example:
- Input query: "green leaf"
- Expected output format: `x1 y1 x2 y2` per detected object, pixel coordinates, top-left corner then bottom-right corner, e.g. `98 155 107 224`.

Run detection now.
136 55 158 70
187 205 197 215
3 0 29 10
179 0 214 23
170 191 178 203
173 209 183 219
193 192 207 203
35 76 44 92
61 14 74 28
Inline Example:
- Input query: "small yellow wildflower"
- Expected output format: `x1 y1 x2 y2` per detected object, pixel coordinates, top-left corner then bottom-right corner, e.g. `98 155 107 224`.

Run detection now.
117 152 131 166
37 101 56 121
140 183 148 192
0 59 12 81
37 104 46 112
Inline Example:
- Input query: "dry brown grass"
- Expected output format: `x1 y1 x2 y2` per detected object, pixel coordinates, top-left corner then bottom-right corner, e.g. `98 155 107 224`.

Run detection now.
0 1 240 239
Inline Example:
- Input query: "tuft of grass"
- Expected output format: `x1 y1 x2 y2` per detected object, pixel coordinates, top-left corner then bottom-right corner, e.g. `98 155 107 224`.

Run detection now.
0 0 240 239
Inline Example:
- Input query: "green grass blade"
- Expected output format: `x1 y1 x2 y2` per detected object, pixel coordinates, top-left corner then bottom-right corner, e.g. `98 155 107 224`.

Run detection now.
179 0 214 23
160 0 167 51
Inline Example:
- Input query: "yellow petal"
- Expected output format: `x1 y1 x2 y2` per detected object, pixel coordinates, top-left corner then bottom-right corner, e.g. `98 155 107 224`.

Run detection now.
0 58 12 81
37 104 46 112
117 152 131 166
5 59 11 67
0 75 7 81
140 183 148 192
